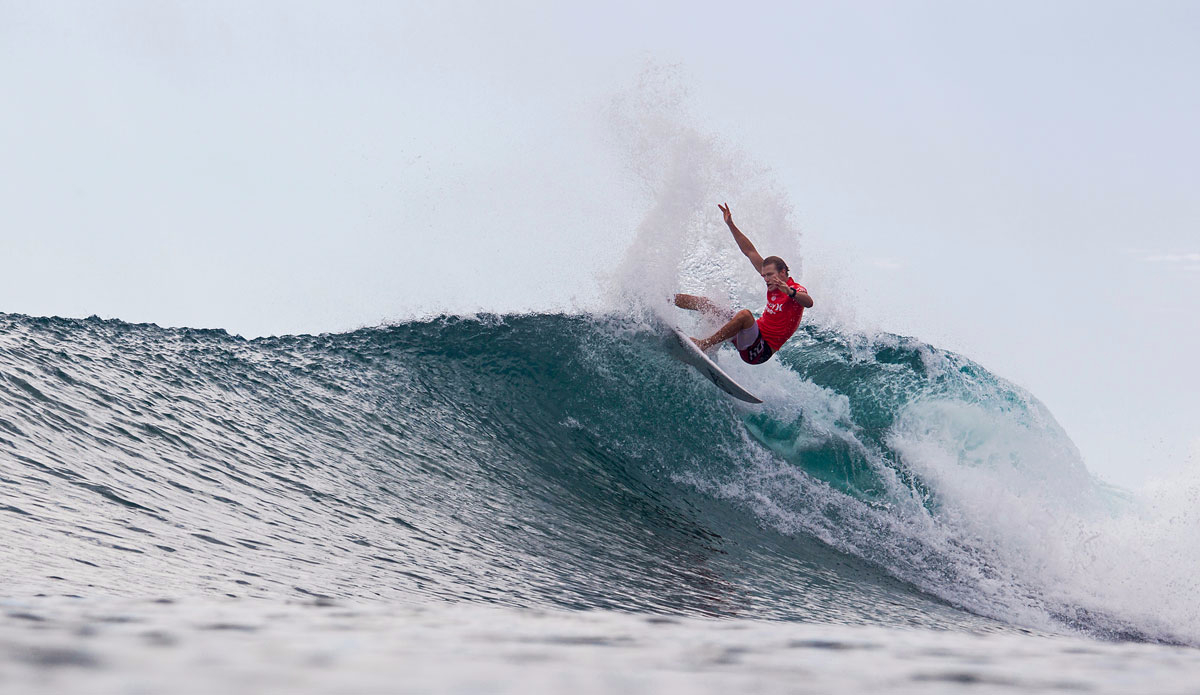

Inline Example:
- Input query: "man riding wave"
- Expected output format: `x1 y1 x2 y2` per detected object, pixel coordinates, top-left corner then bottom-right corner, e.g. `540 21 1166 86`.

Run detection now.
674 203 813 365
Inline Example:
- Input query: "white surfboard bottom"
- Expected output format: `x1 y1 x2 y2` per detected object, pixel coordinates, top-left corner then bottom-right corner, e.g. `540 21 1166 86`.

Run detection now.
665 326 763 404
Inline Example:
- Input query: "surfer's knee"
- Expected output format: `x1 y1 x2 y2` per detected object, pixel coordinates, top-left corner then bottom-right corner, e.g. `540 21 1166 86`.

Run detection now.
734 309 755 327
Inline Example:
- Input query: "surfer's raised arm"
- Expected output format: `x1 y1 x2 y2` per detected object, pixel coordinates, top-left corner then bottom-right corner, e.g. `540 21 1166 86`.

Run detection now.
719 203 764 273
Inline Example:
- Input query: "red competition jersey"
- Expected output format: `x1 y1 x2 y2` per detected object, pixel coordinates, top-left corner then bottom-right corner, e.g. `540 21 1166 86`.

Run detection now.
756 278 807 351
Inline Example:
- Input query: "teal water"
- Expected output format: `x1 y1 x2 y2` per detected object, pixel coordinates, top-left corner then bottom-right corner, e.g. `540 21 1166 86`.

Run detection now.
0 311 1193 657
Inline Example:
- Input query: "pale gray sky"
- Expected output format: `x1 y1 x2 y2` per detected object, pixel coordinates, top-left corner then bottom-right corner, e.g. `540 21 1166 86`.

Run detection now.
2 1 1197 487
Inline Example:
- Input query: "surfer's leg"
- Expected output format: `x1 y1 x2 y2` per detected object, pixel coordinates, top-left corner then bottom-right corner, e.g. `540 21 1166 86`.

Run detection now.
673 293 727 318
695 309 755 351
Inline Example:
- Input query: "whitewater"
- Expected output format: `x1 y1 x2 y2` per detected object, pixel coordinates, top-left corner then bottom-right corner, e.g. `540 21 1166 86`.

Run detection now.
3 304 1200 693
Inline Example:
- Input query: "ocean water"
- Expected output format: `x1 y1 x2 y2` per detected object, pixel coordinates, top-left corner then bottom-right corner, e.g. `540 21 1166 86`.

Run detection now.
3 310 1200 693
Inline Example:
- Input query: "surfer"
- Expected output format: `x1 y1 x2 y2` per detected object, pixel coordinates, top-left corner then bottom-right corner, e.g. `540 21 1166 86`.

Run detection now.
674 203 813 365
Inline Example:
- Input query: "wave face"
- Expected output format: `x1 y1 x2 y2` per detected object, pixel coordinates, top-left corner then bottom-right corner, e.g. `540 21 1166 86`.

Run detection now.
0 312 1193 642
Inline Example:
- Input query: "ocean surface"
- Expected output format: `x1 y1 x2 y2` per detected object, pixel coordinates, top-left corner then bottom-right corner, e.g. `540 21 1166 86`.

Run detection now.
3 310 1200 693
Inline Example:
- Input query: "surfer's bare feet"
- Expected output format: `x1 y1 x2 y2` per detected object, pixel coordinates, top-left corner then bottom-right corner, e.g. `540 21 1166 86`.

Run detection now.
691 337 713 352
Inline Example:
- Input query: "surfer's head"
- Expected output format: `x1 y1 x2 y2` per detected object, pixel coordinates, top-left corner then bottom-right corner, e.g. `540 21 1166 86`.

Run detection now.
761 256 789 282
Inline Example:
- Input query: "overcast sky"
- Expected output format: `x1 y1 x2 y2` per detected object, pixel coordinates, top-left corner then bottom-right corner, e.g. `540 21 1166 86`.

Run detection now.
2 1 1197 488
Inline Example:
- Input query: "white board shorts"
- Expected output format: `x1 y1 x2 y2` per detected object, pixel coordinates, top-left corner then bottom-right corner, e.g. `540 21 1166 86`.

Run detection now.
732 322 761 351
731 321 774 365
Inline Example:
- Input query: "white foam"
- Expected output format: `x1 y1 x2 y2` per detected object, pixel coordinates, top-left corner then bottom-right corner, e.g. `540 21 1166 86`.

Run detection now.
690 351 1200 642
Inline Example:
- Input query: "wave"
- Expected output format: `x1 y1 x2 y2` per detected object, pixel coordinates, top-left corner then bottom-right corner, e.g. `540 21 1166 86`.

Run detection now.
0 311 1194 643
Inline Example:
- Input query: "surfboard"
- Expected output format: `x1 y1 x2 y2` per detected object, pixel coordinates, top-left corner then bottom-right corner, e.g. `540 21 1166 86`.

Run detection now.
665 326 763 404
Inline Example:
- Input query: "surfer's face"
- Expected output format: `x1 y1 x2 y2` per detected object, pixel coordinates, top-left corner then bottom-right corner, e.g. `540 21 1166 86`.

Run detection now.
761 265 788 285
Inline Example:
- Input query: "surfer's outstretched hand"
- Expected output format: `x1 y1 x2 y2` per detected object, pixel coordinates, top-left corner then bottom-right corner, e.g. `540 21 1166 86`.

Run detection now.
718 203 733 226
